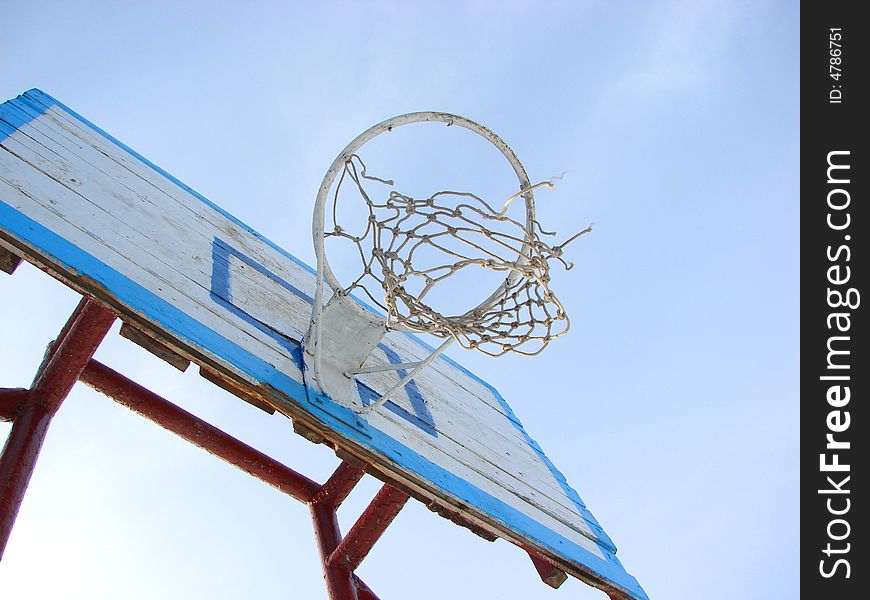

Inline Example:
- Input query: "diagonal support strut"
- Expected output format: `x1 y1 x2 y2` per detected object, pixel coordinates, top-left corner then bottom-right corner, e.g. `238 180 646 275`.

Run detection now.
0 298 115 559
326 483 410 572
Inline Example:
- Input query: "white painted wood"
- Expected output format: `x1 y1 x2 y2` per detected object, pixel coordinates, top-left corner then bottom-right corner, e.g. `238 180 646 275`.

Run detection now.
22 94 530 423
13 104 533 433
3 118 540 454
4 111 556 475
1 108 594 531
1 97 630 587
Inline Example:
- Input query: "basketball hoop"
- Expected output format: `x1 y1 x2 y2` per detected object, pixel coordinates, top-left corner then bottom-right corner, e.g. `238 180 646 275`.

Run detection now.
303 112 587 412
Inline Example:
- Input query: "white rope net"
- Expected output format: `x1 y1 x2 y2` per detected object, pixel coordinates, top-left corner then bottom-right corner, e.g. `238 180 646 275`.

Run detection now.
325 155 588 358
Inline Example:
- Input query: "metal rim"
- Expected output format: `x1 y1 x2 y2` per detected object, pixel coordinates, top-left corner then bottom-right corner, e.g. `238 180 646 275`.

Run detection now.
312 111 537 327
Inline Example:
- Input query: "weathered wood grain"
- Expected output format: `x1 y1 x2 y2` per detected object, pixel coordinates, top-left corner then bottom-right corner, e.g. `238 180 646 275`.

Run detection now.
2 113 590 531
1 111 591 536
119 322 191 372
0 244 21 274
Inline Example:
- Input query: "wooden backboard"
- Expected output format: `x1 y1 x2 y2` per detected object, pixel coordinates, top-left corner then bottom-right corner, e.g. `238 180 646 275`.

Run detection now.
0 89 646 600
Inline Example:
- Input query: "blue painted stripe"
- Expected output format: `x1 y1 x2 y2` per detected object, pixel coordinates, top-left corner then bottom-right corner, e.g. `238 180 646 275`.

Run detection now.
0 199 646 599
0 92 49 143
210 236 310 361
357 343 437 438
0 90 647 600
489 388 615 549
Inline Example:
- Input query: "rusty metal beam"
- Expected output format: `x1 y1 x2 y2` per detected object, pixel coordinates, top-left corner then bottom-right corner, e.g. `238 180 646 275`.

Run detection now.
0 395 51 560
78 359 321 503
0 388 28 422
312 461 366 510
29 299 115 407
77 360 385 600
310 501 359 600
327 484 409 572
78 361 383 600
0 298 115 559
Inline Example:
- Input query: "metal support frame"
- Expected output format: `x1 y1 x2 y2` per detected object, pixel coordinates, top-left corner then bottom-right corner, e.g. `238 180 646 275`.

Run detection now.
0 294 410 600
0 291 574 599
327 484 410 572
0 298 115 558
78 359 322 503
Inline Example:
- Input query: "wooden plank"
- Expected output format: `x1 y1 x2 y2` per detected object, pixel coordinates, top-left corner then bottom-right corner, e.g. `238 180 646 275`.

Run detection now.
360 396 594 537
199 366 276 415
292 420 326 444
119 322 190 371
0 244 21 274
528 550 569 589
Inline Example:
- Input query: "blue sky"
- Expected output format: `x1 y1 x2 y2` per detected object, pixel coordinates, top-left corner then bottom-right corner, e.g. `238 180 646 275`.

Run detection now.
0 1 798 599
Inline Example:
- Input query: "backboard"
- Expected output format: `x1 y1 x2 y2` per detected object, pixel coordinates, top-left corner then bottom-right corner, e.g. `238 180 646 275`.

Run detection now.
0 89 646 600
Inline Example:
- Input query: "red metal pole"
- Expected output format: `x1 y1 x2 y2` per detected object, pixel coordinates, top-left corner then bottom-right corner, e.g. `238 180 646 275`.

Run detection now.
327 484 409 572
0 388 28 422
310 501 359 600
310 461 366 510
78 359 321 503
27 299 106 400
0 398 52 558
0 298 115 559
